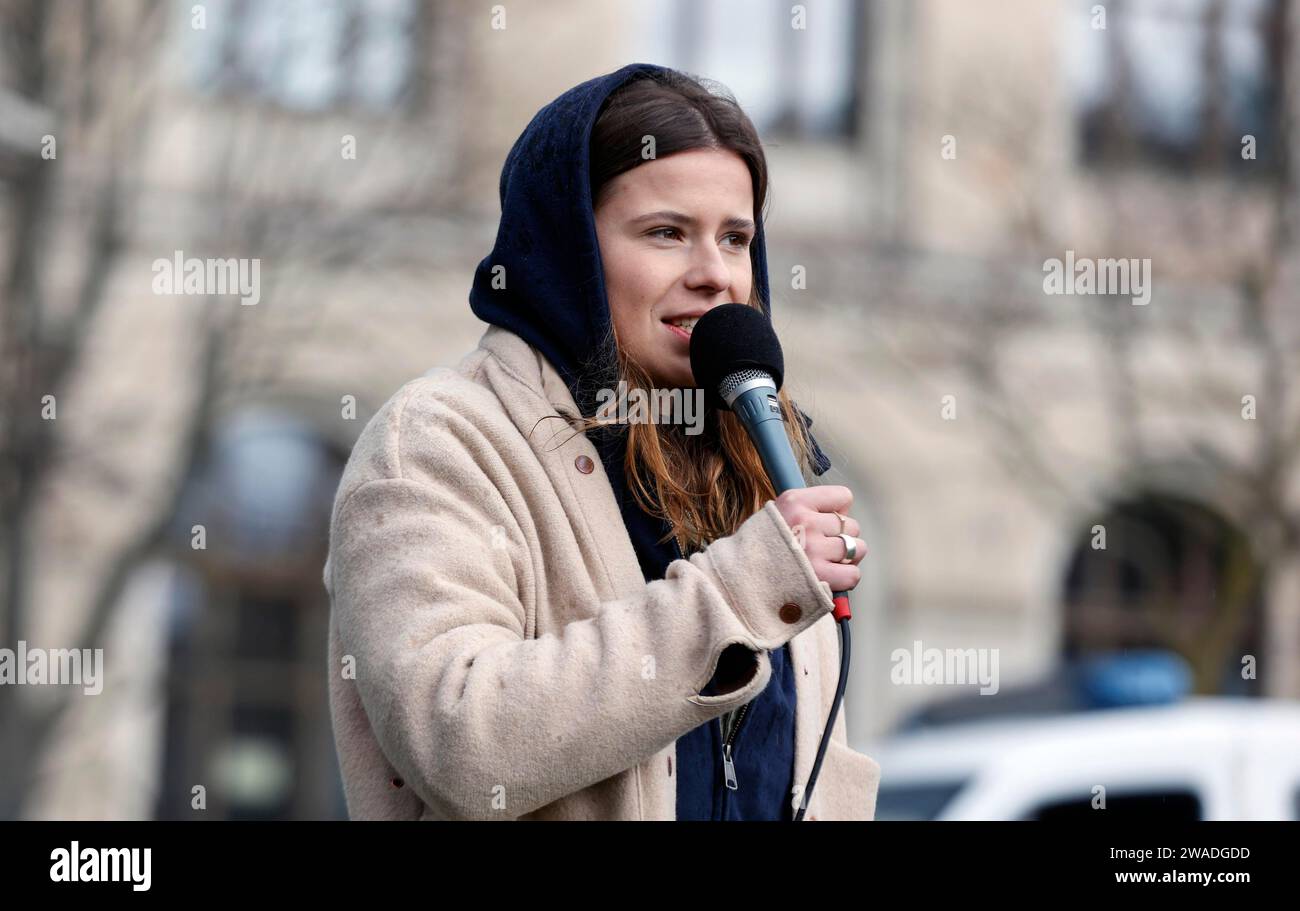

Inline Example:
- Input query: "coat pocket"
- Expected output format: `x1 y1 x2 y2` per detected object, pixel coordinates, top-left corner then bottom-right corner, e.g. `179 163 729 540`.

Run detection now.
808 739 882 821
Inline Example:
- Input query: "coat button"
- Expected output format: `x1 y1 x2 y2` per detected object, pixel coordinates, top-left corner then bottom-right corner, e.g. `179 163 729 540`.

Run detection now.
779 603 802 624
575 455 594 474
390 777 404 789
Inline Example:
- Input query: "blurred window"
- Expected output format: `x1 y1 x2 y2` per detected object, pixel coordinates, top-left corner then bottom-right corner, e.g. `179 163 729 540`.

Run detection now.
1067 0 1284 174
167 408 341 564
156 409 346 818
1061 494 1264 697
640 0 863 141
182 0 417 111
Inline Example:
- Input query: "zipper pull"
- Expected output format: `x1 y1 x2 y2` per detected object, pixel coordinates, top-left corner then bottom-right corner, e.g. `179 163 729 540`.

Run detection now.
722 743 738 790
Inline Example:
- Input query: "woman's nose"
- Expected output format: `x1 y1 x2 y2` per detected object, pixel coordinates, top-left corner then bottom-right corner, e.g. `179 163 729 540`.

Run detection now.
683 242 732 293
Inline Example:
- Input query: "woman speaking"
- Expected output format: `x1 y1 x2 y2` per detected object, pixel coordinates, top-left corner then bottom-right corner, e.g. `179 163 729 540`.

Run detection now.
324 63 880 821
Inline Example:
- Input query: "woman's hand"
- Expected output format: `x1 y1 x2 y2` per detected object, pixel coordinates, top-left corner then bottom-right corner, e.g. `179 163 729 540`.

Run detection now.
772 486 865 593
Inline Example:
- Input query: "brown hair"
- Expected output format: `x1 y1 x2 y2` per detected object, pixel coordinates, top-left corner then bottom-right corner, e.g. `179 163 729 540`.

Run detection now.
560 69 818 555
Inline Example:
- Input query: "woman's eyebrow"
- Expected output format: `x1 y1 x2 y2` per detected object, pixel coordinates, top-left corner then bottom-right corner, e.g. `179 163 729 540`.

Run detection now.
629 209 755 232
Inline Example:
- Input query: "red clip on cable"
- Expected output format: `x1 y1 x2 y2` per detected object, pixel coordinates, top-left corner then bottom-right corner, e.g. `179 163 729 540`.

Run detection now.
832 593 852 621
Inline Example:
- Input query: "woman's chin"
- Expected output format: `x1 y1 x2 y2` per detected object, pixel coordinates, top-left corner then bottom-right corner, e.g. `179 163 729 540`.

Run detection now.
645 365 692 391
659 375 696 392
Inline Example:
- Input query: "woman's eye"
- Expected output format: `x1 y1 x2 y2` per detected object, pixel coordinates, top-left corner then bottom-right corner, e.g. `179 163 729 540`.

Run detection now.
648 227 749 247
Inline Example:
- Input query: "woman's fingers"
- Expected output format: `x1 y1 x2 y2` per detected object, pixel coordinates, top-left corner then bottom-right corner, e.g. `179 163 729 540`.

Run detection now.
788 514 862 554
774 489 857 537
817 557 862 593
816 510 860 540
815 533 867 567
810 520 866 591
775 485 852 519
772 487 865 591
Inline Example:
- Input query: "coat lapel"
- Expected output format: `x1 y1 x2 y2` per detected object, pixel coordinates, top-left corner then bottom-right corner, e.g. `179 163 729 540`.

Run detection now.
475 325 647 598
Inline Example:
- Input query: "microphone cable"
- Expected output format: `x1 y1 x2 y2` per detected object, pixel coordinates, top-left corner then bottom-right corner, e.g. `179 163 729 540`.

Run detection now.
793 595 851 821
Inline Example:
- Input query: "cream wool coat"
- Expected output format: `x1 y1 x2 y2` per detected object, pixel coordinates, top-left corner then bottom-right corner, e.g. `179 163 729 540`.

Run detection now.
323 324 882 820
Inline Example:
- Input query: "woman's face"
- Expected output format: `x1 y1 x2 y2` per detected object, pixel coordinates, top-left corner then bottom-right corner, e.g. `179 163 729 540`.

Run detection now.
594 148 755 390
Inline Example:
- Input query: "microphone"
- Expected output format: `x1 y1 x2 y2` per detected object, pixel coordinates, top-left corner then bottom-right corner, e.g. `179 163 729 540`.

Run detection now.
689 303 802 493
689 303 850 620
689 302 853 823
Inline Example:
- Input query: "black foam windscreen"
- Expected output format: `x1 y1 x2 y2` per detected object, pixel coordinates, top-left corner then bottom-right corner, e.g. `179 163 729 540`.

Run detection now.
689 303 785 412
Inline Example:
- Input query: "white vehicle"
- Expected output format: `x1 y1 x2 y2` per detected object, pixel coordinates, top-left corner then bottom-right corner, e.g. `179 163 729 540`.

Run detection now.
864 698 1300 820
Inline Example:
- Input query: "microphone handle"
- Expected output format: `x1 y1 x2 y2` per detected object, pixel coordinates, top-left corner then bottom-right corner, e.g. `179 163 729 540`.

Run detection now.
732 387 807 493
732 386 851 621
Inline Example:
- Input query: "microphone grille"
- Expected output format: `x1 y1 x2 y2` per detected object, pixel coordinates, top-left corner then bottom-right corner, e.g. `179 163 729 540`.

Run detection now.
688 303 785 412
718 368 774 404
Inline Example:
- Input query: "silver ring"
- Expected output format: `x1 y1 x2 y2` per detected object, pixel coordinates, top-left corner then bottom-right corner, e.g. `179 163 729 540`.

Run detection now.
835 533 856 564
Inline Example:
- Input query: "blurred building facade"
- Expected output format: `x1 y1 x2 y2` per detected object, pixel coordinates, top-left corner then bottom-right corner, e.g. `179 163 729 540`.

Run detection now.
1 0 1297 819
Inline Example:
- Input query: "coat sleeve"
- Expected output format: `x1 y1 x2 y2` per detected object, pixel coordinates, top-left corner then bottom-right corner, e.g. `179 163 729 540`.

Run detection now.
324 386 837 820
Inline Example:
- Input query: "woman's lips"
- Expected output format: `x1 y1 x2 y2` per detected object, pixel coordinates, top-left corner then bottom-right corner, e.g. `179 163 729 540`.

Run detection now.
664 321 691 344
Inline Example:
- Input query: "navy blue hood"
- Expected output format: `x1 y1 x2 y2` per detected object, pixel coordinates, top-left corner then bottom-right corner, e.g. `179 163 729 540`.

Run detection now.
469 62 831 583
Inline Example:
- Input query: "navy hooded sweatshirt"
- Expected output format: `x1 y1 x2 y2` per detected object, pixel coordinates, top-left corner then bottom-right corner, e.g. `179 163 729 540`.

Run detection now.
467 63 833 821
